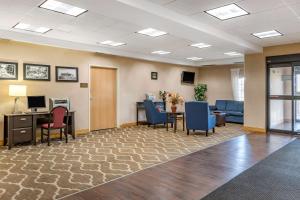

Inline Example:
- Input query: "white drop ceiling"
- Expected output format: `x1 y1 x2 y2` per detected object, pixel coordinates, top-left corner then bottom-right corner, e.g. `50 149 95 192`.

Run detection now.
0 0 300 66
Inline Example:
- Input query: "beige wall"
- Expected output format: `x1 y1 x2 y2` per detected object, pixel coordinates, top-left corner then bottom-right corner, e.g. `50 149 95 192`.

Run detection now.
244 53 265 129
0 40 198 139
6 39 299 135
244 43 300 130
198 64 244 104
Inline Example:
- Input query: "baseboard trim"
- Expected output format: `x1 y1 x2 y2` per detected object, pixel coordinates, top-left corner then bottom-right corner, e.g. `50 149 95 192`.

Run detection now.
36 129 90 140
75 129 90 136
243 126 266 134
120 122 148 128
1 129 90 146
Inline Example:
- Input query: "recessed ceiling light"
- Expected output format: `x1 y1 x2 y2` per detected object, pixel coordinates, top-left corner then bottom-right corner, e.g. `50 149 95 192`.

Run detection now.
190 43 211 49
137 28 167 37
100 40 126 47
152 50 171 55
13 23 51 34
39 0 87 17
205 4 249 20
252 30 283 39
186 57 203 61
224 52 243 56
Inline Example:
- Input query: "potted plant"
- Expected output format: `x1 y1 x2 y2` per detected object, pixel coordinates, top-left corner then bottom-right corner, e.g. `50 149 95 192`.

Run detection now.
159 90 168 110
167 92 184 113
159 90 168 101
194 84 207 101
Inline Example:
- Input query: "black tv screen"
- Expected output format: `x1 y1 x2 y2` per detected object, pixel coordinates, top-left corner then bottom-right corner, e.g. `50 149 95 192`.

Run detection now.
27 96 46 108
182 71 195 84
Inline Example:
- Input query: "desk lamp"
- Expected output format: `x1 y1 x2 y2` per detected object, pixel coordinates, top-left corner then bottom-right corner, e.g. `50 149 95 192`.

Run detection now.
9 85 27 114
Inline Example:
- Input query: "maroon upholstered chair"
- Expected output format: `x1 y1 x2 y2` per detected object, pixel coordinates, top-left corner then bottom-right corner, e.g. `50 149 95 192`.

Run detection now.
41 106 69 146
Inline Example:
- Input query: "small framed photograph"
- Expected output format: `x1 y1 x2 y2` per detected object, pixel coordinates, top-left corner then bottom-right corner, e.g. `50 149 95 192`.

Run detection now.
0 61 18 80
151 72 158 80
56 66 79 82
24 63 50 81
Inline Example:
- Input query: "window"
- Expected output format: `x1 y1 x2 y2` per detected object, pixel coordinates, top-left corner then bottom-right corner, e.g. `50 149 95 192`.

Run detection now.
231 68 244 101
237 77 244 101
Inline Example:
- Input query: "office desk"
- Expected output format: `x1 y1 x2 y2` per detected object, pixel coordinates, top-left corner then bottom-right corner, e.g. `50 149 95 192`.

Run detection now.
4 111 75 149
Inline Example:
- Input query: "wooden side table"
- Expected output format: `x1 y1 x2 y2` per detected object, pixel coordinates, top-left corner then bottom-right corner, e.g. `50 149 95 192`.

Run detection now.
213 112 226 127
166 112 185 133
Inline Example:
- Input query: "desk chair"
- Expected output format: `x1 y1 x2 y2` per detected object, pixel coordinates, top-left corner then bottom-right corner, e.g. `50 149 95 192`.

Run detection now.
41 106 69 146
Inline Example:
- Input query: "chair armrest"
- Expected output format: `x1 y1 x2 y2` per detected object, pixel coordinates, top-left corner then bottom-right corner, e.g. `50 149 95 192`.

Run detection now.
208 114 216 128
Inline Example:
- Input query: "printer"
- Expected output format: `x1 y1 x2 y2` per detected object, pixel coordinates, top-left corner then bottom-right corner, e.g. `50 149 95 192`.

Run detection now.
49 98 70 111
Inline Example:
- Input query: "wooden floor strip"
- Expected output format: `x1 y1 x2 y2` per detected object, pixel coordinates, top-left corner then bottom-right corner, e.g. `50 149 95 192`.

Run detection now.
62 133 294 200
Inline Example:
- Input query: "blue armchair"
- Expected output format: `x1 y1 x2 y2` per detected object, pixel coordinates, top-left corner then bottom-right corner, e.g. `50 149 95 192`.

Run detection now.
185 101 216 136
144 100 173 128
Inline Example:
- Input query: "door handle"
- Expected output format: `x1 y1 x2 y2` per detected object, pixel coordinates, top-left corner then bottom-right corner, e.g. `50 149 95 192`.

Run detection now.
20 118 27 121
20 130 27 133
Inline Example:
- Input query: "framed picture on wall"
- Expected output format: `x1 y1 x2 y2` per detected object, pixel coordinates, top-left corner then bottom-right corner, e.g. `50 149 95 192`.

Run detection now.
0 61 18 80
151 72 158 80
56 66 78 82
23 63 50 81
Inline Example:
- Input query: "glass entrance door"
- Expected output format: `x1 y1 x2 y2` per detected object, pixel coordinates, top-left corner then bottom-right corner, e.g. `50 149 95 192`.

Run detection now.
268 62 300 134
268 64 293 132
293 64 300 133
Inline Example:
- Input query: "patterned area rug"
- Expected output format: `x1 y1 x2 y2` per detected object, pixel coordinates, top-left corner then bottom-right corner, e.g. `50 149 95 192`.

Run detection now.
0 124 245 200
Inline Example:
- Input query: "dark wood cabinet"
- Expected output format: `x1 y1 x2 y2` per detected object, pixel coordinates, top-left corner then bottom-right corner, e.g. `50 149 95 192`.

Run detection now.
13 128 33 144
13 116 32 128
4 115 34 147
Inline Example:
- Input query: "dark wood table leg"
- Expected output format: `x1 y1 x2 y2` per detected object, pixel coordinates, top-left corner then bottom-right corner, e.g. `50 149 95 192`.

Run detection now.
174 114 177 133
136 105 139 126
32 115 37 145
71 113 75 139
166 113 169 131
7 116 13 150
4 116 8 147
8 133 13 150
183 113 185 131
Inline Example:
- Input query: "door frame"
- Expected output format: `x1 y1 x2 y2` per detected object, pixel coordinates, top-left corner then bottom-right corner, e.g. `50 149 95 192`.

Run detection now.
266 63 294 134
266 54 300 134
88 65 120 131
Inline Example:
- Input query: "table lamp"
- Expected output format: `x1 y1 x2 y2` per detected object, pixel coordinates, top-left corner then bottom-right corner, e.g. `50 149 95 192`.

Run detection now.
9 85 27 114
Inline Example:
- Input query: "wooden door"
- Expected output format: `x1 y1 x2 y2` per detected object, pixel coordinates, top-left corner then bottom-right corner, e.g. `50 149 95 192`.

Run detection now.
90 67 117 130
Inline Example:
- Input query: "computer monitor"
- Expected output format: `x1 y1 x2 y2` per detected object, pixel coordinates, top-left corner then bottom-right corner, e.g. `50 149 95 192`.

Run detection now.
27 96 46 112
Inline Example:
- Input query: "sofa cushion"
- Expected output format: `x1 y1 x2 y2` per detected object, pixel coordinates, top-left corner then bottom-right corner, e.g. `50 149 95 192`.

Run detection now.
225 100 237 111
226 101 244 112
215 100 227 111
236 101 244 113
225 115 244 123
226 111 243 116
213 110 227 113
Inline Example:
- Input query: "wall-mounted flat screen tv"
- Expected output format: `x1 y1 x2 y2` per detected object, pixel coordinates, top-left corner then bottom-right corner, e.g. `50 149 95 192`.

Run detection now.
181 71 195 84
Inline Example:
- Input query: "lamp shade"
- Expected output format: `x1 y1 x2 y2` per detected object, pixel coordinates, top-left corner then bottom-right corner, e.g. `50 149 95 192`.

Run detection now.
9 85 27 97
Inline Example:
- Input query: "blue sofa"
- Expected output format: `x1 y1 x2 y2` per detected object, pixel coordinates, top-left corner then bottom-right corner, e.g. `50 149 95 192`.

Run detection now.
185 101 216 136
210 100 244 124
